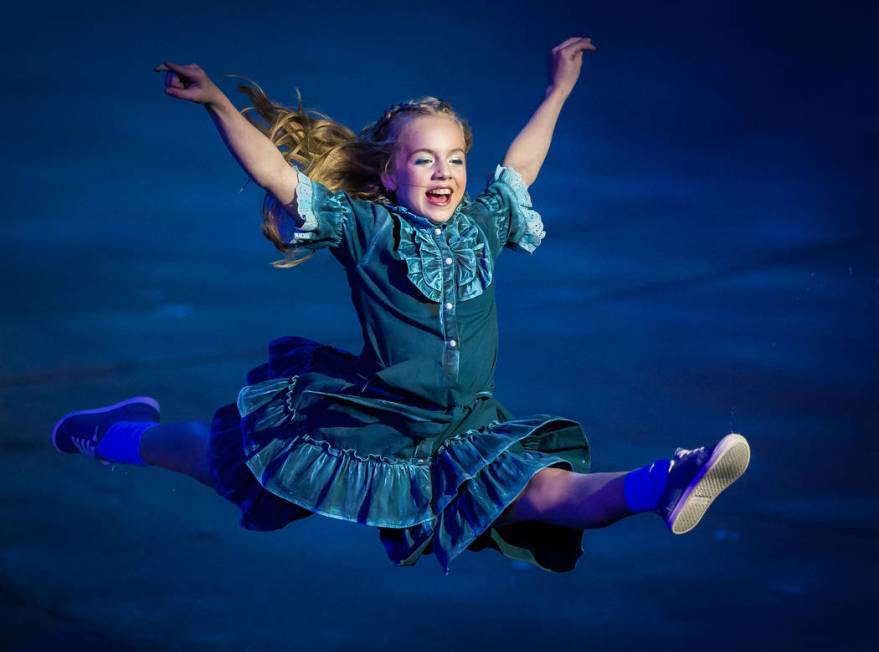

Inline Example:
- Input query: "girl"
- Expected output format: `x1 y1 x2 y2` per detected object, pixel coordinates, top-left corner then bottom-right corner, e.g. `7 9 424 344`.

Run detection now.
52 37 750 575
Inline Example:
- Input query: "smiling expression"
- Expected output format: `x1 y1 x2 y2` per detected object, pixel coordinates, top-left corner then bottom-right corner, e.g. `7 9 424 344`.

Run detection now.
380 115 468 225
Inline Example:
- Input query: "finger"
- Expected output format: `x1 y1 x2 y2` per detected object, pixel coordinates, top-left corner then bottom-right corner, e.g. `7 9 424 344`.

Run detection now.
165 71 185 89
560 37 594 52
554 36 581 51
164 86 195 100
154 63 169 72
556 36 593 52
571 42 598 56
160 60 188 74
563 42 597 60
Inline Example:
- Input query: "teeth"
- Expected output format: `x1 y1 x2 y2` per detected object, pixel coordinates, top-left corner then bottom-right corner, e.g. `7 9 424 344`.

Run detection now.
427 189 452 195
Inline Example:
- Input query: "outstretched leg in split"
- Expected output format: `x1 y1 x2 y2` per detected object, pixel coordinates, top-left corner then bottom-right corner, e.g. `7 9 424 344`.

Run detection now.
494 434 751 534
51 397 214 488
139 420 213 488
494 468 633 529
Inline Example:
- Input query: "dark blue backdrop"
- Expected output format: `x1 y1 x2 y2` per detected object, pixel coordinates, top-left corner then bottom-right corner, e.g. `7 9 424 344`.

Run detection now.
1 1 875 650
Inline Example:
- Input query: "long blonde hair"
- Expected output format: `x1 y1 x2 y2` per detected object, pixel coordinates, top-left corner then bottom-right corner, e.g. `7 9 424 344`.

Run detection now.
234 77 473 268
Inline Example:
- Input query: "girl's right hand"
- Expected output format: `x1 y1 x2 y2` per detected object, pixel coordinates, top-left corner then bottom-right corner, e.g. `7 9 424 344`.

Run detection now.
154 61 223 105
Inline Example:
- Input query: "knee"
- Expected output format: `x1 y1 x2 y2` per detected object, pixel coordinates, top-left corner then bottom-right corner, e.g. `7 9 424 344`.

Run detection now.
515 466 571 517
494 466 573 526
528 466 570 498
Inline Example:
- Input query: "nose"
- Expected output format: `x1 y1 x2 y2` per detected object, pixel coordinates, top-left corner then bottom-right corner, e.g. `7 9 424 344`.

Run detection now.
433 161 452 179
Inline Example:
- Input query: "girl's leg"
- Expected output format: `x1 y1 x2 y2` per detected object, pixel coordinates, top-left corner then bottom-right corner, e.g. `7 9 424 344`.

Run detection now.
139 421 214 488
495 468 633 529
495 433 750 533
53 398 216 489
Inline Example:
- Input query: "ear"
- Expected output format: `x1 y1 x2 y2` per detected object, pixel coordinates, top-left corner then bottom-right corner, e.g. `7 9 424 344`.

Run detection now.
380 170 396 193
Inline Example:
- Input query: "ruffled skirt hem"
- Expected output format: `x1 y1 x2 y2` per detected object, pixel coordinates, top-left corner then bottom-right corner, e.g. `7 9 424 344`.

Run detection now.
207 336 591 575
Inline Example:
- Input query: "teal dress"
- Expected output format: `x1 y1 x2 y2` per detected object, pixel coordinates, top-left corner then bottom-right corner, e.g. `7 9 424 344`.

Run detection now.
208 164 591 575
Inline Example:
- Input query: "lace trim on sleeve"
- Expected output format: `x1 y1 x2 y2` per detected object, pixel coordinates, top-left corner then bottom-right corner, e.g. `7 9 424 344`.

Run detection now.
292 168 319 232
492 165 546 253
274 168 340 245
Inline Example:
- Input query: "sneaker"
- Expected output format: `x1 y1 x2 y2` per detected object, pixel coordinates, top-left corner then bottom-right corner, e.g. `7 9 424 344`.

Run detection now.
51 397 161 465
656 433 750 534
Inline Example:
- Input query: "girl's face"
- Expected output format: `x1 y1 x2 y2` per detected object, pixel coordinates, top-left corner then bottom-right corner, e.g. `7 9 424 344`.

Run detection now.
381 115 467 224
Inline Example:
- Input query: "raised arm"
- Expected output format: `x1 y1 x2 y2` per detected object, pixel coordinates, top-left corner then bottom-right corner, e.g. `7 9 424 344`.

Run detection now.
154 61 297 205
502 37 596 188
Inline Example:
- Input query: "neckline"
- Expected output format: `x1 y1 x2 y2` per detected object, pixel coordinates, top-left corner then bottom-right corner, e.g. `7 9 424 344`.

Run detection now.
387 194 472 230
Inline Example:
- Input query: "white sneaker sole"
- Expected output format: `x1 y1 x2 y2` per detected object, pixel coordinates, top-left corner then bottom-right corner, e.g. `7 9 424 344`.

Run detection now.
667 433 751 535
51 396 161 453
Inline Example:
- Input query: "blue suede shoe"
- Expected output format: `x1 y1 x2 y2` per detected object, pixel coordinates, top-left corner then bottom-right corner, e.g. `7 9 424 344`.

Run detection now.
51 397 161 465
656 433 750 534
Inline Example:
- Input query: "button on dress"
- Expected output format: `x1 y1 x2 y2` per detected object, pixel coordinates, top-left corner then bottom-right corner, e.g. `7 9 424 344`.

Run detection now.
207 164 591 575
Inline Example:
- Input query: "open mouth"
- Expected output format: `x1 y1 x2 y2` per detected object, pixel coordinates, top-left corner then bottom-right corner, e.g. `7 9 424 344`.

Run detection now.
425 188 452 206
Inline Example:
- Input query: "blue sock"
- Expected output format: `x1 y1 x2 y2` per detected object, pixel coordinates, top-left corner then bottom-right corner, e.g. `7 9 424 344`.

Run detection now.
95 421 157 466
624 458 671 512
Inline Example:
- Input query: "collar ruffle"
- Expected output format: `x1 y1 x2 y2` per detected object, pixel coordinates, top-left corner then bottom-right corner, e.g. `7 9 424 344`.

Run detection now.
392 201 493 303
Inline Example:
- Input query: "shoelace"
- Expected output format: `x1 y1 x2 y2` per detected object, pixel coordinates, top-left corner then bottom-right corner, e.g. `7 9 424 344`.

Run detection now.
70 425 100 458
71 438 96 457
670 445 706 470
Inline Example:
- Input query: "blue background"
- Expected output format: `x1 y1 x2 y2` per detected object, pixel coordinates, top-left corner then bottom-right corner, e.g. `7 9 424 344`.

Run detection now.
1 0 876 650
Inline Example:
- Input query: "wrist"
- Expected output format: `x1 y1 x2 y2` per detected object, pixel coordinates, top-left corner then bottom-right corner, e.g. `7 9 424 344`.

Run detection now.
546 84 573 101
205 91 234 113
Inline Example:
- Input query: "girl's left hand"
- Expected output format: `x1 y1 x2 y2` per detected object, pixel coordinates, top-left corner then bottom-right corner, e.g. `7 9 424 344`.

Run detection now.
548 37 597 95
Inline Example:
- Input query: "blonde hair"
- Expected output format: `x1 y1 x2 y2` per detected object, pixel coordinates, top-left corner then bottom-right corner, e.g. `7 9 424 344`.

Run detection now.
234 77 473 268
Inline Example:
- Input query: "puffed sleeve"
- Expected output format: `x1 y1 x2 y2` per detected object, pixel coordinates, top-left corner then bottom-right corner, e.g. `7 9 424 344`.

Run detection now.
464 164 546 259
269 165 382 268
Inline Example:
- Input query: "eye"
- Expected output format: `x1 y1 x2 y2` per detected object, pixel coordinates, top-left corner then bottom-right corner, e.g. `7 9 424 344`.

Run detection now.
414 158 432 165
451 158 465 165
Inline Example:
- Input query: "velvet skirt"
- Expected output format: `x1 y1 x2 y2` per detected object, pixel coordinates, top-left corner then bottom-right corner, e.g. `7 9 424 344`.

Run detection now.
208 336 591 575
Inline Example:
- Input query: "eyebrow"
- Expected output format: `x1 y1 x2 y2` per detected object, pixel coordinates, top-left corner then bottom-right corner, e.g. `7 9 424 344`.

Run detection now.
409 148 466 157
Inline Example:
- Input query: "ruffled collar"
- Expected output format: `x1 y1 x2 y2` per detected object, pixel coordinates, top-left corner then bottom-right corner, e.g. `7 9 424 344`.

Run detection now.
389 194 493 303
